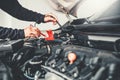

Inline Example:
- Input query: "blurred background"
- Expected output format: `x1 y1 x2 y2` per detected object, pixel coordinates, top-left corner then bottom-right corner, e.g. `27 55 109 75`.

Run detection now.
0 0 117 29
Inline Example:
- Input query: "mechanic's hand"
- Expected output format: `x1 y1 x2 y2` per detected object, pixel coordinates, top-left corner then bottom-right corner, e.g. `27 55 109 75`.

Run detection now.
24 24 41 38
44 13 57 25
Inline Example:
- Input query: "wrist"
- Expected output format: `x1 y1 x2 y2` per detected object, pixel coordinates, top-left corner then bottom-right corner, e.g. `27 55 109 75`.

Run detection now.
20 29 25 39
36 14 45 24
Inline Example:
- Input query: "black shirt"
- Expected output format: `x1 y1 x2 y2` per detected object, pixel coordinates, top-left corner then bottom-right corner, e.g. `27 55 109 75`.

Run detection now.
0 0 45 23
0 0 45 40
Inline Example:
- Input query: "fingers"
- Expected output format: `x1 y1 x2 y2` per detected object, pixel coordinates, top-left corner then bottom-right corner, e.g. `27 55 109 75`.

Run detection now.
24 24 41 38
44 13 58 25
28 33 38 38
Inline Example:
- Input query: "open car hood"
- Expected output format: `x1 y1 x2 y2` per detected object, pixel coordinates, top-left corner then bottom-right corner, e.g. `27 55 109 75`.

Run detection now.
47 0 85 17
93 0 120 24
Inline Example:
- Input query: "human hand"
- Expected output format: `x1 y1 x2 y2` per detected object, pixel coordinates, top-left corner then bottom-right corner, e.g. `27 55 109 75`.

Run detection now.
44 13 58 25
24 24 41 38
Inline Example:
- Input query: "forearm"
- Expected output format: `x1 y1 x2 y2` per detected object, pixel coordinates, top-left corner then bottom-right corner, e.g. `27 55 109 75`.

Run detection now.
10 6 45 24
0 0 45 24
0 26 25 40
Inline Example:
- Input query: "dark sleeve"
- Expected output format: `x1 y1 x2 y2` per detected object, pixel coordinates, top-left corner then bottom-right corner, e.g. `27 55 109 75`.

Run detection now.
0 26 25 40
0 0 45 24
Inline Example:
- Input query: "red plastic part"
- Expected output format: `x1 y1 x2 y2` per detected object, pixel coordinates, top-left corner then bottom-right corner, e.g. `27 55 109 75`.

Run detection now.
45 30 54 41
